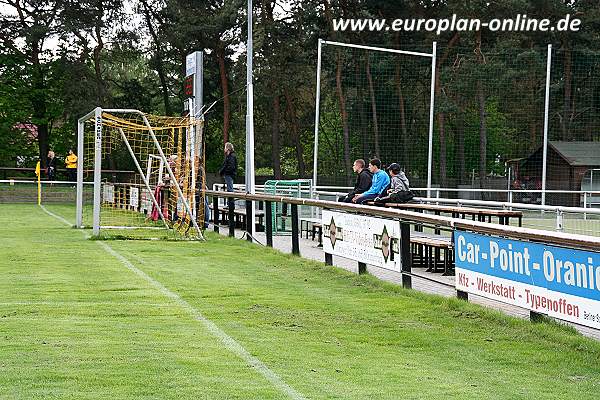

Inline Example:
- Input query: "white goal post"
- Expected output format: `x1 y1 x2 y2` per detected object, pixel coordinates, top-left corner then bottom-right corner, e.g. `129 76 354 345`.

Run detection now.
76 107 204 240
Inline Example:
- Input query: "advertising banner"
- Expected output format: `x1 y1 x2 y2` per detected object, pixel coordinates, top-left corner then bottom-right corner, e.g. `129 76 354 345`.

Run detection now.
455 230 600 329
322 210 401 272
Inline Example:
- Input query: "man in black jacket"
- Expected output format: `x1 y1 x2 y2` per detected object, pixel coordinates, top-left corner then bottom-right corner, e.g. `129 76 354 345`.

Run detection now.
339 159 373 203
219 142 237 193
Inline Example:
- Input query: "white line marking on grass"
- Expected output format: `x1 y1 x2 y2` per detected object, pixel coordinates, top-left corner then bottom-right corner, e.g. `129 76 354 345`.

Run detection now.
39 204 306 400
40 205 73 227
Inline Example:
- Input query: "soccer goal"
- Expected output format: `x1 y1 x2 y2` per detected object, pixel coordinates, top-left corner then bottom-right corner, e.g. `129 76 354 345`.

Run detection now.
312 40 437 193
75 108 206 240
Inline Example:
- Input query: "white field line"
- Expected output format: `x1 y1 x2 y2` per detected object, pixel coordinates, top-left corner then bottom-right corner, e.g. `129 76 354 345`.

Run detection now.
38 205 306 400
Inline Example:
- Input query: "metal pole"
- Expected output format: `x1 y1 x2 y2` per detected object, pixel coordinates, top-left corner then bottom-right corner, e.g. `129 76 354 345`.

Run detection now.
312 39 323 192
426 42 437 198
76 119 84 228
245 0 256 240
92 107 103 236
541 44 552 206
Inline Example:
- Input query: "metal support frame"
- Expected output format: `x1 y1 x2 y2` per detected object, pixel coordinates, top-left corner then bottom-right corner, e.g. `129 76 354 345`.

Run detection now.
541 44 552 206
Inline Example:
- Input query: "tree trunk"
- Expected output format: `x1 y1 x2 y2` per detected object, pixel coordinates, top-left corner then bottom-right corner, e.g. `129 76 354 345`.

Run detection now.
562 44 572 140
216 46 230 144
434 32 460 187
284 90 305 177
456 111 466 185
475 31 487 190
438 113 447 187
395 63 408 167
271 93 282 179
365 53 380 158
335 52 352 184
93 17 105 105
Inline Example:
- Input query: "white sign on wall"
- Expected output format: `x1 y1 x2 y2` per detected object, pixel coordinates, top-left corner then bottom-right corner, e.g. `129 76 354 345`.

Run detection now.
140 189 153 214
322 210 402 272
102 184 114 203
129 187 139 208
185 53 196 77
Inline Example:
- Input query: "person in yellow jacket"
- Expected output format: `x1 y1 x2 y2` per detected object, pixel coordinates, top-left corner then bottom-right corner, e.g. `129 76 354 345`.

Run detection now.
65 149 78 182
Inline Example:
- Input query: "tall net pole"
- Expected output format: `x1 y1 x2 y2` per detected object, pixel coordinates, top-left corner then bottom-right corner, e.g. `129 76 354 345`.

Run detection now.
426 42 437 198
541 44 552 206
312 38 323 189
245 0 256 239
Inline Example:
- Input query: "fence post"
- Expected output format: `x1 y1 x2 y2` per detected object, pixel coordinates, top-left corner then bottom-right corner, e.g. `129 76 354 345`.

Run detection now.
228 198 235 237
213 195 220 232
400 222 412 289
245 200 253 241
555 209 564 232
583 192 588 220
325 252 333 265
291 203 300 255
265 201 273 247
358 262 367 274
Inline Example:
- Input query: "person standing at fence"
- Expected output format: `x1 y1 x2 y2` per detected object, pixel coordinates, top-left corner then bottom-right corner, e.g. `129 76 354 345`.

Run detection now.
353 159 390 205
65 149 78 183
219 142 237 193
46 151 57 181
339 159 372 203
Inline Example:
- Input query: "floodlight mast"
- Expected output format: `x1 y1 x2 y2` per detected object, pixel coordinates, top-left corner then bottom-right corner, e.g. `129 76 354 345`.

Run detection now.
245 0 256 240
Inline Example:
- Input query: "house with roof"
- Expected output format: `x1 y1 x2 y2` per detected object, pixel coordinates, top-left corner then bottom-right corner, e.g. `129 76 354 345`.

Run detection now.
508 141 600 207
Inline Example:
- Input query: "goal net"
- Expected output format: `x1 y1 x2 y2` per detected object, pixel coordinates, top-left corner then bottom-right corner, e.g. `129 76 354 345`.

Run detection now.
313 40 435 189
77 109 206 240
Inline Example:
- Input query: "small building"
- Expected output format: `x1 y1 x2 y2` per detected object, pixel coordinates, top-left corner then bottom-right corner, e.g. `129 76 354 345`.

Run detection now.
509 141 600 207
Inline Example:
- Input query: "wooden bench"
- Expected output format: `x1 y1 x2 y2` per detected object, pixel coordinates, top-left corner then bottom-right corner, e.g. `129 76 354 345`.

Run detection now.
300 218 323 247
209 205 265 230
411 232 454 276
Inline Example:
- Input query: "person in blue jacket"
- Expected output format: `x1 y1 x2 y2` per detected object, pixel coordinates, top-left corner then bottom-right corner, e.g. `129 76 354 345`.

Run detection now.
352 159 390 205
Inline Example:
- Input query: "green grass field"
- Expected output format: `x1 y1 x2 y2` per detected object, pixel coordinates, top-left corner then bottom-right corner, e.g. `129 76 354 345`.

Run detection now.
2 203 600 399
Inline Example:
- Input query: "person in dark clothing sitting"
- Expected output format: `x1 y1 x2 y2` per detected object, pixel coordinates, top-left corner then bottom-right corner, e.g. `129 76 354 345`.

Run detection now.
219 142 237 192
339 159 373 203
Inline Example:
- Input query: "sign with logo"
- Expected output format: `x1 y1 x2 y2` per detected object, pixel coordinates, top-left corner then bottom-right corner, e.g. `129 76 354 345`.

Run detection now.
322 210 401 272
455 230 600 329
